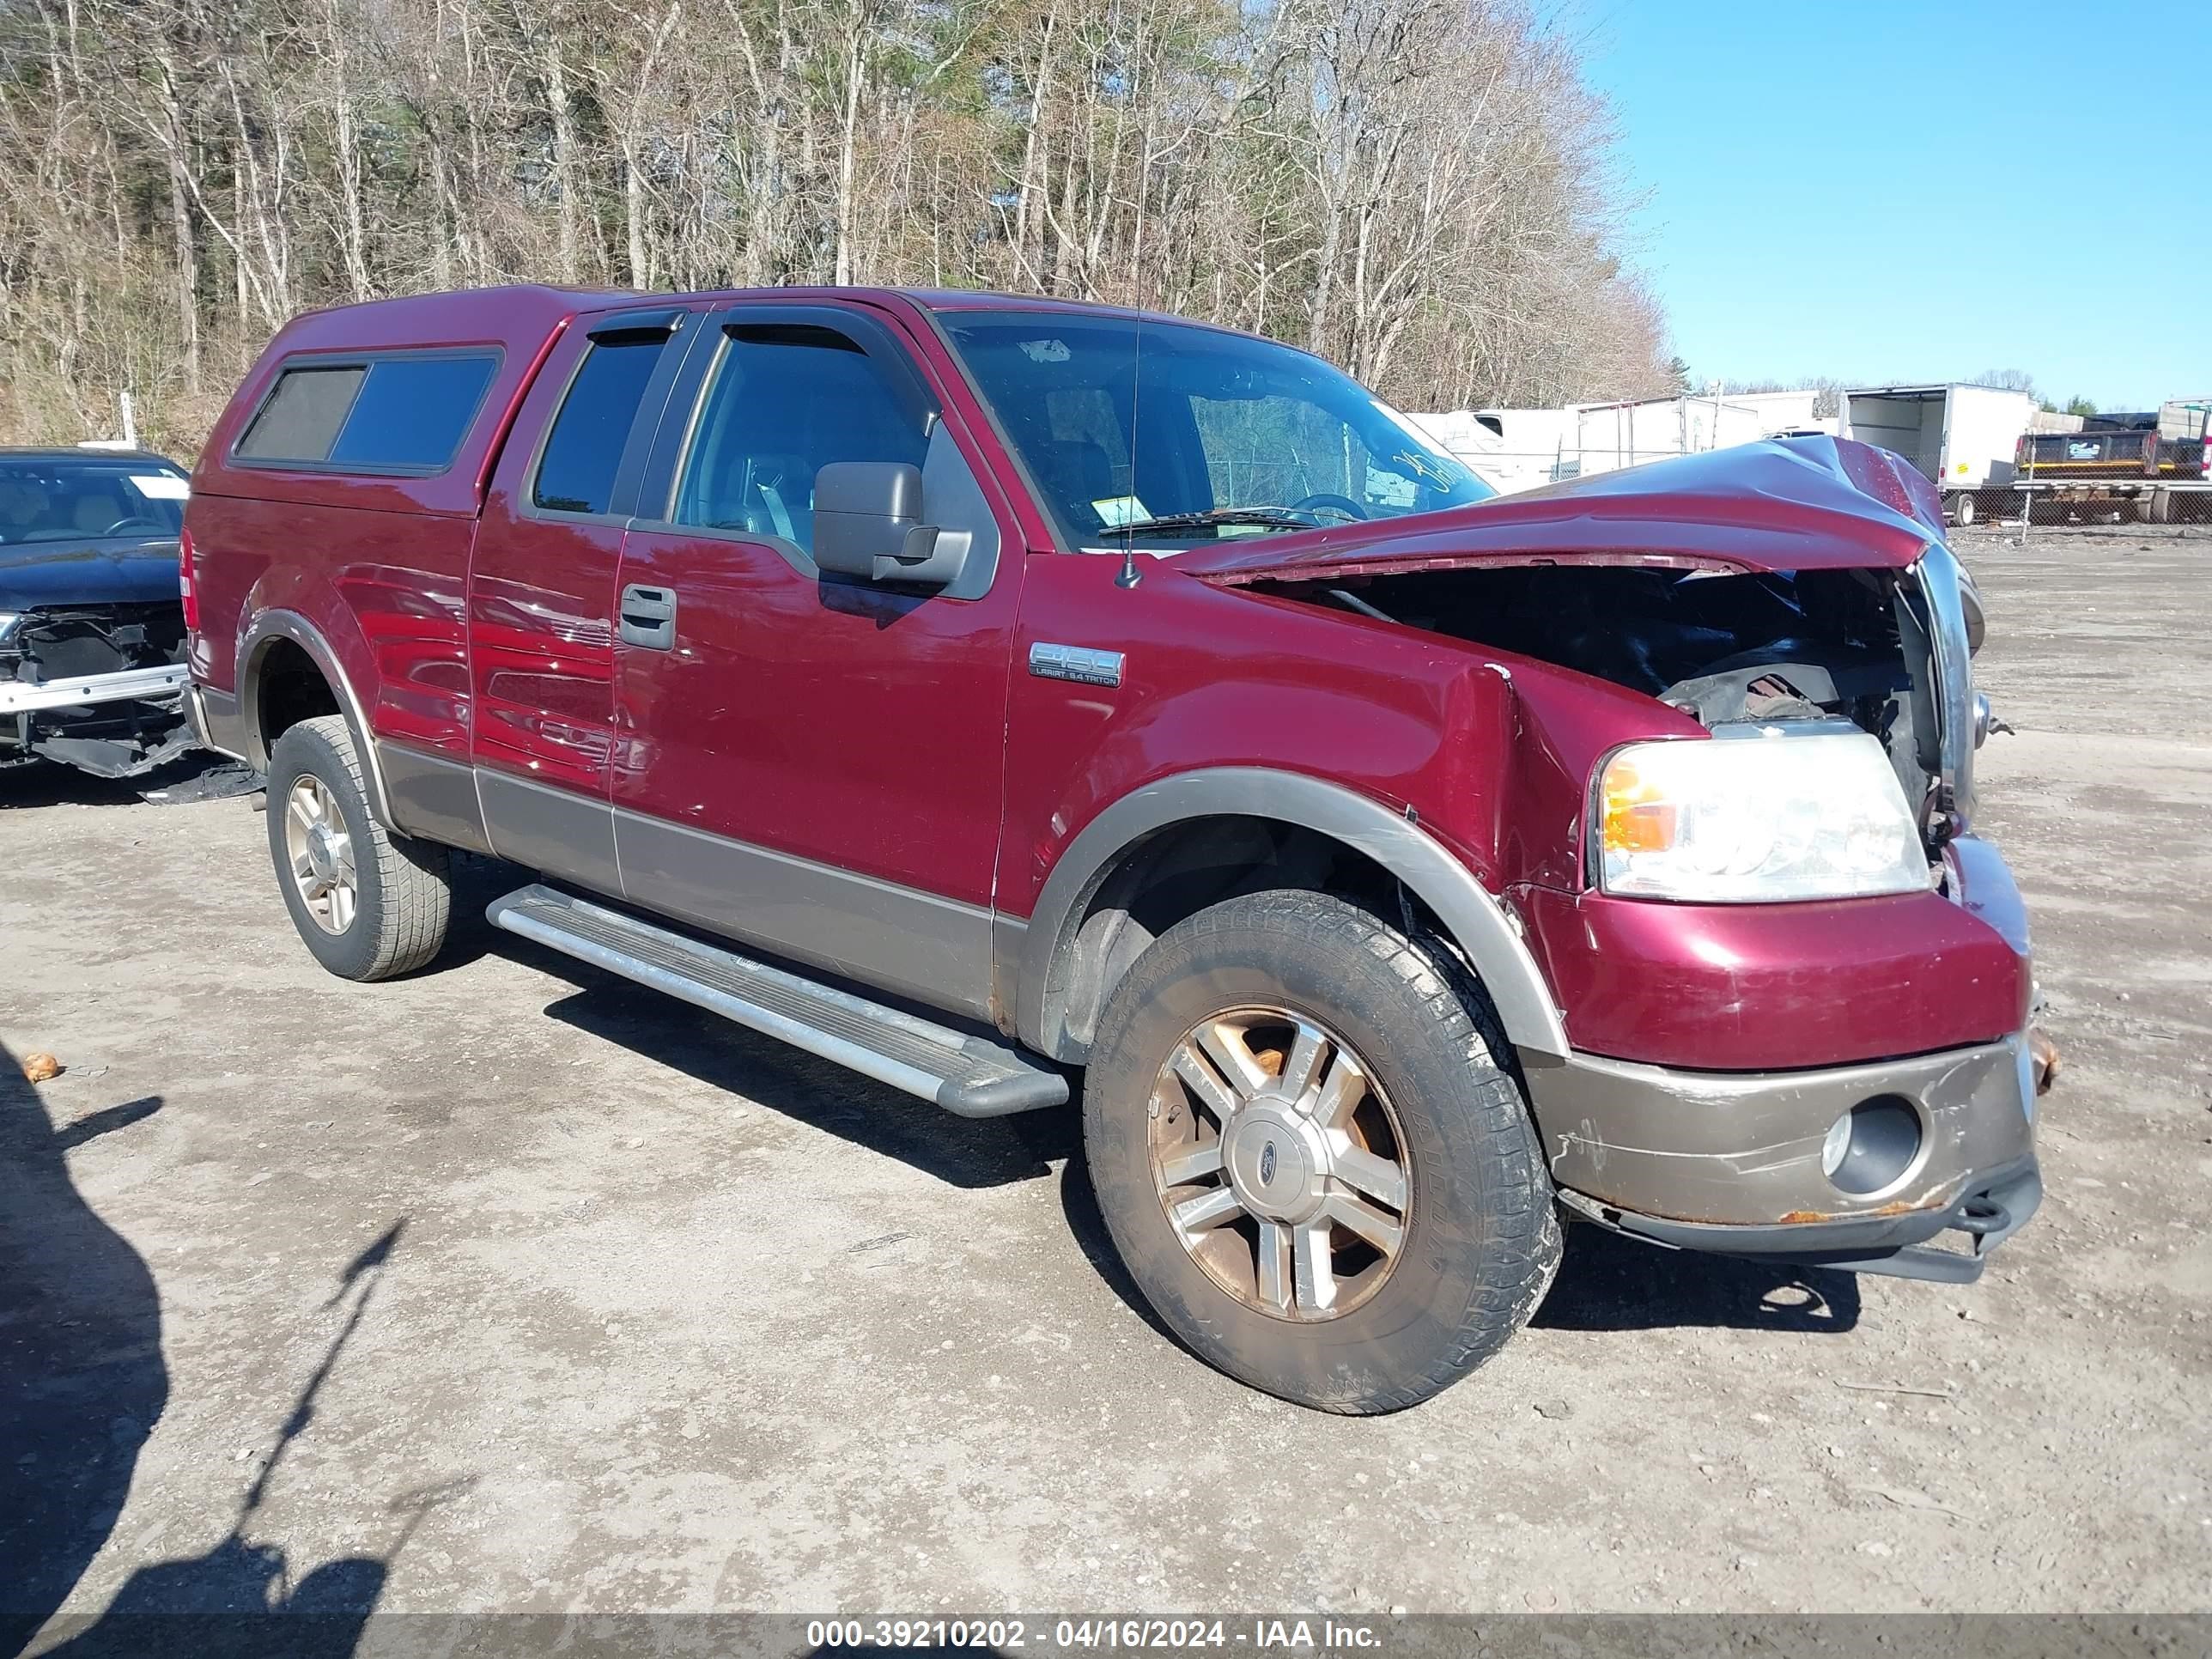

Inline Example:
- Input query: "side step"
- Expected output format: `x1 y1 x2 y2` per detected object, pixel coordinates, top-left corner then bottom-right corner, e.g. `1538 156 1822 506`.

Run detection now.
487 884 1068 1118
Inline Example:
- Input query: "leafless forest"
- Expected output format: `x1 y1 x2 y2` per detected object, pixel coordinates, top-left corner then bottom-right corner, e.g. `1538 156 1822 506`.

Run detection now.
0 0 1676 459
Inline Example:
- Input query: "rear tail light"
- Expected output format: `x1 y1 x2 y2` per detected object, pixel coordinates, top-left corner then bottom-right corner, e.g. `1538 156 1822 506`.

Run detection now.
179 526 201 633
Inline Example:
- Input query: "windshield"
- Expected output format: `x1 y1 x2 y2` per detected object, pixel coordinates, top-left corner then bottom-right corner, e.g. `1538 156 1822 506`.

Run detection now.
0 456 188 545
939 311 1492 548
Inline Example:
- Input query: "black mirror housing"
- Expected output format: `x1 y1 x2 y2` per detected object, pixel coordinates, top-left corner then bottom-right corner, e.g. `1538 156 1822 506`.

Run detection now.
812 461 969 585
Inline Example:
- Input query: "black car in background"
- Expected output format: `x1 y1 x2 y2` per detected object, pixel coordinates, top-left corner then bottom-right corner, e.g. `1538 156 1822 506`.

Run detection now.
1 448 196 778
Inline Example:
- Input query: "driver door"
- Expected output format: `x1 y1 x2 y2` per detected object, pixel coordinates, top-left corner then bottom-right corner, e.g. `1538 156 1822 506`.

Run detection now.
610 300 1025 1021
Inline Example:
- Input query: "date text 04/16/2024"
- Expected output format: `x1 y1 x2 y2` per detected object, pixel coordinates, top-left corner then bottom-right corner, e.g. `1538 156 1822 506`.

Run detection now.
805 1618 1387 1650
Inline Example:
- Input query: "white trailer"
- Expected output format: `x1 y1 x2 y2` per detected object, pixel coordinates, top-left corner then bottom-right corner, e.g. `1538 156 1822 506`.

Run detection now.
1412 392 1826 496
1838 383 2038 526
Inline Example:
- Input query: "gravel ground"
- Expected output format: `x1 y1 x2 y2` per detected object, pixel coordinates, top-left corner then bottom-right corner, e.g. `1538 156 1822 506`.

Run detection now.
3 525 2209 1644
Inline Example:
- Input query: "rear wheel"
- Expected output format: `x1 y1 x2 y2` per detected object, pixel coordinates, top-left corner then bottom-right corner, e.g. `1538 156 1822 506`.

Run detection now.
1950 491 1977 527
1082 890 1560 1413
266 714 452 981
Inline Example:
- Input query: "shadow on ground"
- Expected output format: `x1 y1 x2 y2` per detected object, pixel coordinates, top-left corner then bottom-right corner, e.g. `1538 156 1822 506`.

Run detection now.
532 955 1079 1191
0 752 260 812
0 1048 167 1656
1534 1224 1861 1334
2 1042 458 1657
490 923 1863 1343
1057 1146 1860 1358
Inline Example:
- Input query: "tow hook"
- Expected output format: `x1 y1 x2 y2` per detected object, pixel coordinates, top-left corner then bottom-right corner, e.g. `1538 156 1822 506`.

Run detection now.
1972 692 2014 748
1955 1194 2010 1237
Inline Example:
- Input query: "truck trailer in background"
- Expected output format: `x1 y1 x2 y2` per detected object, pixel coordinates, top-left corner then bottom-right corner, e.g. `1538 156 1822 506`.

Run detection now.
1412 391 1822 496
2013 401 2211 523
1838 384 2037 526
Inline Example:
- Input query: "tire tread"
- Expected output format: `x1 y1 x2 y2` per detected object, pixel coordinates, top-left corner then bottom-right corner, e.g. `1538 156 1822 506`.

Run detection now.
1086 887 1561 1413
271 715 452 980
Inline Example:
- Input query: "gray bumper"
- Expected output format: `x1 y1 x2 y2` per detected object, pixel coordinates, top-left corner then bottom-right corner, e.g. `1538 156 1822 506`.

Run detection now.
1523 1034 2039 1276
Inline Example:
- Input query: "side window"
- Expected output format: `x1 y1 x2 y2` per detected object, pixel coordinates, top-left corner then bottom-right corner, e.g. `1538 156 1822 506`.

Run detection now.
234 353 499 472
234 366 365 462
672 325 928 554
534 337 668 515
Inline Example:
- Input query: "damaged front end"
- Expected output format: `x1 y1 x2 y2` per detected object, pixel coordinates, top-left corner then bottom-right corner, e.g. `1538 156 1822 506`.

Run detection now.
1 603 195 777
1186 436 2046 1281
1294 543 1989 855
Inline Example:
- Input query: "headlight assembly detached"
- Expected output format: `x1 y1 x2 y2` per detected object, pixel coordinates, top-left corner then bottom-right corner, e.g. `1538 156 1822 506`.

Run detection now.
1596 724 1931 903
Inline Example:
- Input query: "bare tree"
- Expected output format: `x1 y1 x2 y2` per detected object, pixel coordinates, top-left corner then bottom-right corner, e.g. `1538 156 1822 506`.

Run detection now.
0 0 1677 454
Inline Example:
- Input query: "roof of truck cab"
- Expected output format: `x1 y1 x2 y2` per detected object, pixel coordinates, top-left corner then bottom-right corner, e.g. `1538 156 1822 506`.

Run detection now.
264 283 631 355
243 281 1267 360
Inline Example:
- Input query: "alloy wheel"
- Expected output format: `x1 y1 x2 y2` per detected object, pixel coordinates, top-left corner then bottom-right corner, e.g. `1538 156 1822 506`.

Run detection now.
283 772 358 934
1148 1006 1410 1321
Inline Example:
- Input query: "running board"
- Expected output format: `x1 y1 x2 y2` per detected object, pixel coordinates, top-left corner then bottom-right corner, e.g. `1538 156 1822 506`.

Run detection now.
487 884 1068 1118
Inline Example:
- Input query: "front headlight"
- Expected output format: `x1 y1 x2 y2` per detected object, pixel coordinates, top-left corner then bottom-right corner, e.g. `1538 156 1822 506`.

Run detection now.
1595 725 1931 902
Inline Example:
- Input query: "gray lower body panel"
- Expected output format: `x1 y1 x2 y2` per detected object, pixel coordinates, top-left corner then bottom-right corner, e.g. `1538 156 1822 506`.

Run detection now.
416 762 999 1025
478 767 621 893
614 807 996 1024
379 741 493 854
185 684 248 759
1522 1034 2038 1231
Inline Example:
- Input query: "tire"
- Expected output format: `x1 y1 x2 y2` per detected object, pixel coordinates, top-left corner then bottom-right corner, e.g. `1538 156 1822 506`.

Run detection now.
265 714 452 981
1950 492 1976 527
1082 890 1561 1413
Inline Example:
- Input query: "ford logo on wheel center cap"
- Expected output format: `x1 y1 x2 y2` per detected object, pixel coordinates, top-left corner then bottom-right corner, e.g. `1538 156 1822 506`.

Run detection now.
1258 1141 1278 1186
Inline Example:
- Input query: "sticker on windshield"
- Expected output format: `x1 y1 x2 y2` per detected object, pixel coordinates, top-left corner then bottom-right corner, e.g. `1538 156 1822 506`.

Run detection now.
131 473 191 500
1018 337 1072 364
1091 495 1150 528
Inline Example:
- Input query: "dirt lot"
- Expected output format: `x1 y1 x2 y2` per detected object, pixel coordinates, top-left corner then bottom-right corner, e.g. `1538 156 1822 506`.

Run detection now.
3 525 2209 1639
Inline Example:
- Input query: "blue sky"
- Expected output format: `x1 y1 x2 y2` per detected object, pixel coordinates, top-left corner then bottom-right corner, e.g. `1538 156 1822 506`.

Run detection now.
1577 2 2211 409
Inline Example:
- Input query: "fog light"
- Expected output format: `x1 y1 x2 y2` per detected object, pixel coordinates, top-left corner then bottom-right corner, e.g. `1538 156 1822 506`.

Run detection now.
1820 1096 1923 1196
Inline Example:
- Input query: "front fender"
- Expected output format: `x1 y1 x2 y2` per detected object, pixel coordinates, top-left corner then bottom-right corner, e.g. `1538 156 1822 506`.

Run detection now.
1016 766 1570 1063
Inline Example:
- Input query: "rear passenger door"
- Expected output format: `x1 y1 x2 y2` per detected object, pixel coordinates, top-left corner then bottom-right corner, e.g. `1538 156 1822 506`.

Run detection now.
467 307 696 892
610 301 1023 1021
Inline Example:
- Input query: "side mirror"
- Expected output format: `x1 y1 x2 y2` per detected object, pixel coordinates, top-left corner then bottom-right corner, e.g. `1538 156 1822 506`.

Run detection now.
812 461 969 586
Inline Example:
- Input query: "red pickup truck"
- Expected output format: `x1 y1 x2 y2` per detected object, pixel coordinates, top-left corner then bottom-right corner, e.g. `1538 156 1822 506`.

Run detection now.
184 285 2043 1413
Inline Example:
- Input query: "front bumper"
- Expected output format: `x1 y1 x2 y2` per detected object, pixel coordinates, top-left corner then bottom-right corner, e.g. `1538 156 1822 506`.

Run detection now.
1559 1156 2041 1283
0 661 189 716
1524 1032 2040 1282
3 662 197 776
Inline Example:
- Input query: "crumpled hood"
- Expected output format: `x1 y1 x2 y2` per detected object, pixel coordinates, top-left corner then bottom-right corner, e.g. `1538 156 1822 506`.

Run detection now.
1179 434 1947 586
0 537 181 612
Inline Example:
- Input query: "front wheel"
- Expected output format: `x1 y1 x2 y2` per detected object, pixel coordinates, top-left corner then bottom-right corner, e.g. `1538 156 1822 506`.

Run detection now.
266 715 452 981
1082 890 1560 1413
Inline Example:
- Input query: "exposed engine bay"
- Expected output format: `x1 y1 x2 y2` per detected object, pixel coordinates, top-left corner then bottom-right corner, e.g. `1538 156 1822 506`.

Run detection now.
1283 562 1977 847
1 602 194 776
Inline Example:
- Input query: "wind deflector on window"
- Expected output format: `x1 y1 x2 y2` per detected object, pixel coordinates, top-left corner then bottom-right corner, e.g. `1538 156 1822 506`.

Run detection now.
588 307 685 343
723 321 865 353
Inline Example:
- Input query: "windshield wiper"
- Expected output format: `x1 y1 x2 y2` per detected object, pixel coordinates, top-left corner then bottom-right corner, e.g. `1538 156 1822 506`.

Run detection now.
1108 505 1339 538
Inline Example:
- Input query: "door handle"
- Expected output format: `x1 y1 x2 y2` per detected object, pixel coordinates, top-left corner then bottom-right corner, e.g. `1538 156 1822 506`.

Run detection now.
619 584 676 650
